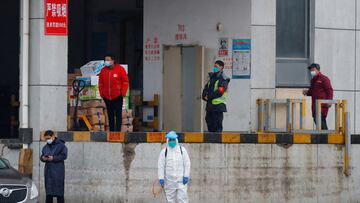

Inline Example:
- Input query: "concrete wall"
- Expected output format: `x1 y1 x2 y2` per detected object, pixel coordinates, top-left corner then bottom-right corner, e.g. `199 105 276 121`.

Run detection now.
314 0 359 134
143 0 252 131
30 141 360 203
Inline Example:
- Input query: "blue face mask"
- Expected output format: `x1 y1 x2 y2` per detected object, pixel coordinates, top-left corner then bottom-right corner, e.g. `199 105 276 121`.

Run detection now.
46 139 53 145
213 67 220 73
168 140 177 148
104 61 112 67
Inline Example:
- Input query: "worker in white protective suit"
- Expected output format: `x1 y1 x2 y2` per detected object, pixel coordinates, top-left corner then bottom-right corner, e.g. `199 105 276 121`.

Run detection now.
158 131 191 203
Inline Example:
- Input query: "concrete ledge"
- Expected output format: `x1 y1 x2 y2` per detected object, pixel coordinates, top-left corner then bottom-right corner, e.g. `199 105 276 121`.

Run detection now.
0 128 33 144
39 131 360 144
32 142 360 202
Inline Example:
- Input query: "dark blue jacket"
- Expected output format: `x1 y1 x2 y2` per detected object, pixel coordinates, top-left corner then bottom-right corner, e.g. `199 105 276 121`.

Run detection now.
40 138 68 196
202 72 230 112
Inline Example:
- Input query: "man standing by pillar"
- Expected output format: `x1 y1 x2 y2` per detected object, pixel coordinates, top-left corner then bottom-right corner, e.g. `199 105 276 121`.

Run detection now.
202 60 230 132
99 54 129 131
303 63 333 130
40 130 68 203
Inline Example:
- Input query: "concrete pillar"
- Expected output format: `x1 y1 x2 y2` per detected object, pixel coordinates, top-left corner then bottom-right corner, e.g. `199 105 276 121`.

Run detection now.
250 0 276 131
22 0 68 141
314 0 356 133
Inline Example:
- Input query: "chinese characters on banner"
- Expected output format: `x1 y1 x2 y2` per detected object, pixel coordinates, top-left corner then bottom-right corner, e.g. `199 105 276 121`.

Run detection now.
232 39 251 79
144 37 161 62
175 24 187 41
218 38 228 57
44 0 68 35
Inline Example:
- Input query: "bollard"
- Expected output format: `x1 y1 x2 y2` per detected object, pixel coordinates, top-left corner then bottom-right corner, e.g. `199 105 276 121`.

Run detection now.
18 148 33 178
316 100 321 130
286 99 292 132
257 99 264 132
344 112 351 176
335 100 341 132
265 99 272 132
300 99 306 130
341 100 348 135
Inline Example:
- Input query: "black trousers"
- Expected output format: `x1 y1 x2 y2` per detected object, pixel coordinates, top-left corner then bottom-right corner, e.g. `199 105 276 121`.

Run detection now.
104 96 123 131
312 113 328 130
46 195 64 203
205 111 224 132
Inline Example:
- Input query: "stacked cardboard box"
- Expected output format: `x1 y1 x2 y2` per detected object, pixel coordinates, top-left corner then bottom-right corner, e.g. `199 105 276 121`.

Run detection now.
81 100 107 131
67 66 105 131
72 62 106 131
68 99 107 131
121 109 133 132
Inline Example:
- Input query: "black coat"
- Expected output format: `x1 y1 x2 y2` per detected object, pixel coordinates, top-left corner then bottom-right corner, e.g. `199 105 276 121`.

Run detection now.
202 72 230 112
40 138 68 196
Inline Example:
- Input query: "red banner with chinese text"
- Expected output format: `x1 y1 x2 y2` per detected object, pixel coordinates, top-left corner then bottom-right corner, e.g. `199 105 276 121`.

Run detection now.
44 0 68 35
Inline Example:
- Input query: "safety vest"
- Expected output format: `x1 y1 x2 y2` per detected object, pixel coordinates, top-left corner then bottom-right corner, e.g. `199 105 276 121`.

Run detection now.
207 79 228 105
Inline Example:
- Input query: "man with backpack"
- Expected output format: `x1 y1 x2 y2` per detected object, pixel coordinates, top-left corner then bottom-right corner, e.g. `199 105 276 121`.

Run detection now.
158 131 191 203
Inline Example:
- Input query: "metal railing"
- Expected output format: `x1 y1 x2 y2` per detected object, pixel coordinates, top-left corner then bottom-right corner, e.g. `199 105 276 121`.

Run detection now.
257 98 348 134
257 98 351 176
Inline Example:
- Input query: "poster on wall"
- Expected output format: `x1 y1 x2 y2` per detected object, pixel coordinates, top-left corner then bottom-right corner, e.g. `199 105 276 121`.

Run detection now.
218 38 229 57
44 0 68 35
232 39 251 79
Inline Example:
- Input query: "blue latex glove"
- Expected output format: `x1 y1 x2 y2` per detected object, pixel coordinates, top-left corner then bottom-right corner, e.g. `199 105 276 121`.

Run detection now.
159 179 165 187
183 177 189 185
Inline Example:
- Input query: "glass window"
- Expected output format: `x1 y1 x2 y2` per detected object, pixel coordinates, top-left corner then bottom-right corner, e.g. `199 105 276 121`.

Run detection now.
276 0 311 87
276 0 308 58
0 159 8 169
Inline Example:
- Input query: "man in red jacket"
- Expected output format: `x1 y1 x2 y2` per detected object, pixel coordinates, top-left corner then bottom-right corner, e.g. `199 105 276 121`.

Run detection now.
303 63 333 130
99 54 129 131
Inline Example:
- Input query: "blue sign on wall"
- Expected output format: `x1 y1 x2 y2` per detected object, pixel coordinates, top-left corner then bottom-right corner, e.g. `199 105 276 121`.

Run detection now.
232 39 251 51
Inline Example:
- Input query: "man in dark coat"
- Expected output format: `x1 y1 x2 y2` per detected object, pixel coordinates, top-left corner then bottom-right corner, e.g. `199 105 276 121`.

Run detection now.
202 60 230 132
40 130 68 203
303 63 333 130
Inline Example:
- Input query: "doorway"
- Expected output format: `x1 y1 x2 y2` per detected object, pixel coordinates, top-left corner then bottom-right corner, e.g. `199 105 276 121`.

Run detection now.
0 0 20 138
163 45 204 132
68 0 143 89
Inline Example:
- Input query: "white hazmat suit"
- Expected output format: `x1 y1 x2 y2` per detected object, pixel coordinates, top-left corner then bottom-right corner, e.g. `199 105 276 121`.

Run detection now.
158 138 191 203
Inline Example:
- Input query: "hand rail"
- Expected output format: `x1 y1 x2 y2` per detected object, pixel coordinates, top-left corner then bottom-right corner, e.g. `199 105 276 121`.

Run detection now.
257 98 348 134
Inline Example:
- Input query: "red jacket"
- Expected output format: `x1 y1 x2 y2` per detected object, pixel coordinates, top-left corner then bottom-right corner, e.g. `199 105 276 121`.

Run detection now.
307 72 333 117
98 64 129 100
